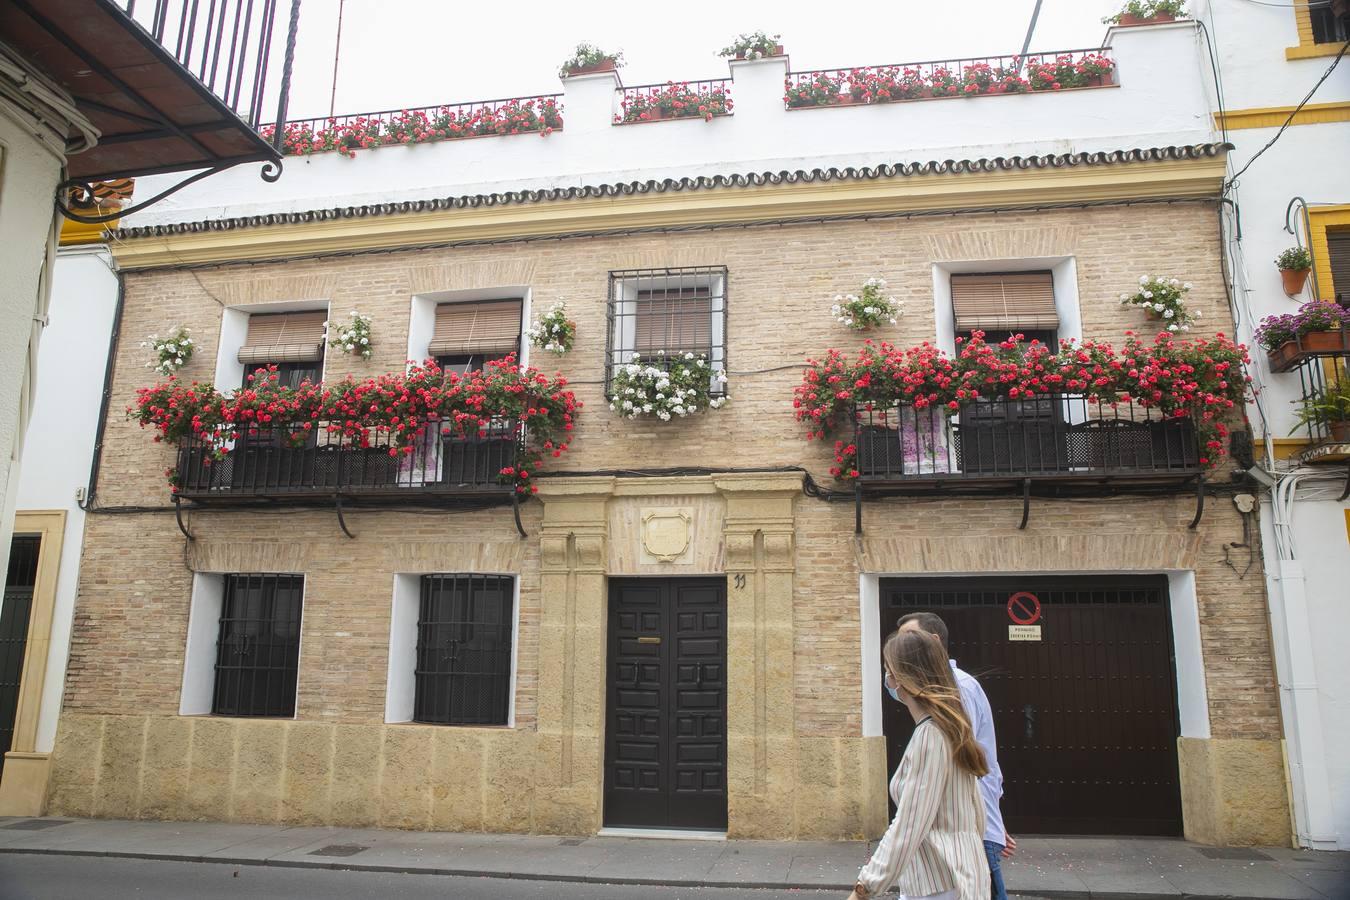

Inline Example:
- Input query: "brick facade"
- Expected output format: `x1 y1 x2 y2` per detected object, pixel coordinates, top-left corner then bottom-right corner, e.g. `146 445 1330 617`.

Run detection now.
50 201 1289 844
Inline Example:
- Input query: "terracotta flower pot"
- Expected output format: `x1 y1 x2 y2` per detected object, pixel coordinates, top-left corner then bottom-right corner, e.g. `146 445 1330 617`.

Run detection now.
1330 421 1350 443
566 58 617 76
1266 330 1350 372
735 45 785 59
1281 267 1311 296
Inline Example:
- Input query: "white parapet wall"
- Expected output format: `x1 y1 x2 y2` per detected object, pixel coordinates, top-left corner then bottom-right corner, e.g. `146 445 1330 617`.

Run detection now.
124 22 1217 230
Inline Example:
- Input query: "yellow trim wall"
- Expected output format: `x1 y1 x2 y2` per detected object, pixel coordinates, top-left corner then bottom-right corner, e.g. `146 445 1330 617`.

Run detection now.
1309 204 1350 302
109 156 1229 269
1214 101 1350 131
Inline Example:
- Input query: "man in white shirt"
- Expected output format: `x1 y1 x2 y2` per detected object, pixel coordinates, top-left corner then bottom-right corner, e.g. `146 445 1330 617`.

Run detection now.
895 612 1015 900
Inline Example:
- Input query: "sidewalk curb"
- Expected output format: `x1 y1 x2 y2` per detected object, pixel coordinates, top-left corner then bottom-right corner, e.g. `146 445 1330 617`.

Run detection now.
0 845 1269 898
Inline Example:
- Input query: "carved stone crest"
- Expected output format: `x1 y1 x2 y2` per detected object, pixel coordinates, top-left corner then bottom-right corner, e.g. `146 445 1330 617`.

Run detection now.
641 509 691 563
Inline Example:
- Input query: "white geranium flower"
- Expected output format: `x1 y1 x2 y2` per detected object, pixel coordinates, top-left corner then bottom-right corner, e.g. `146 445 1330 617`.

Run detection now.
1139 275 1150 285
1142 291 1153 299
1183 282 1193 290
1163 309 1175 318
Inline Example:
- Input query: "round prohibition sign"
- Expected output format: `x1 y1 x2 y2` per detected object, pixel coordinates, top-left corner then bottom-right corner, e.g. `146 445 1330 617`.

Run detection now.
1007 591 1042 626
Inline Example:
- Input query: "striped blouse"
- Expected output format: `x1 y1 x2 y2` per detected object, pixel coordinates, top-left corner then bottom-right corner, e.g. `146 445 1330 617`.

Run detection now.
856 718 989 900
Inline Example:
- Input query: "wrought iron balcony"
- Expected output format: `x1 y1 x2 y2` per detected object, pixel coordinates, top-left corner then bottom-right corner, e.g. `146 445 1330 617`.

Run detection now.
1282 328 1350 465
3 0 299 192
175 421 521 502
854 395 1201 489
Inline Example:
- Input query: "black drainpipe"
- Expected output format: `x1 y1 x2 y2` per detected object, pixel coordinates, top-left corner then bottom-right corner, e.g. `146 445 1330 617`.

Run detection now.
79 267 125 512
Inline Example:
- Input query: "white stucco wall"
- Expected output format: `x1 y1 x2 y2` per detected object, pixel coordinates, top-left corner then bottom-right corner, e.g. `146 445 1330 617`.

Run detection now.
124 23 1216 231
15 246 118 754
0 111 64 616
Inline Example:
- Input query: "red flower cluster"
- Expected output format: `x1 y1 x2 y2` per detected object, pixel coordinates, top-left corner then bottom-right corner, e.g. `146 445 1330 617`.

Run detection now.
130 356 580 494
618 81 733 123
784 52 1114 108
794 331 1250 478
260 98 564 159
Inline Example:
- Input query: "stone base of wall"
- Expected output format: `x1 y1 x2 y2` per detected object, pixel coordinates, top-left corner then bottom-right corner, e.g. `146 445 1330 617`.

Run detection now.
46 713 891 839
1178 736 1293 847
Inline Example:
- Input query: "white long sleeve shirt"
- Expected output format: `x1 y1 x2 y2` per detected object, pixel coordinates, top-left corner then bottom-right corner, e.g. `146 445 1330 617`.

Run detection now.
951 659 1006 846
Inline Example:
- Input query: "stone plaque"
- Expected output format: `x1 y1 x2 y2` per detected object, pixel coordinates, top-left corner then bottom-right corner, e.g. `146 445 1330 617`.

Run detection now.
641 509 691 563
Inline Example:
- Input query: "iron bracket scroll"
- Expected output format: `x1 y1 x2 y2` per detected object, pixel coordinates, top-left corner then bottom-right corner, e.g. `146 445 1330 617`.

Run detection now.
1018 478 1031 530
511 491 527 538
334 494 356 539
854 480 863 536
1339 460 1350 502
1190 477 1206 529
56 164 246 224
173 494 195 542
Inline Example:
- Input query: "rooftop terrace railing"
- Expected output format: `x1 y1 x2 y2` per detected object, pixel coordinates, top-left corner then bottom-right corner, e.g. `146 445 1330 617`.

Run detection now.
616 79 733 124
785 48 1116 108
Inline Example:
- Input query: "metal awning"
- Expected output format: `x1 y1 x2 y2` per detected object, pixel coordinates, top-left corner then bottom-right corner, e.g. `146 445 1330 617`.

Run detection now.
1 0 291 182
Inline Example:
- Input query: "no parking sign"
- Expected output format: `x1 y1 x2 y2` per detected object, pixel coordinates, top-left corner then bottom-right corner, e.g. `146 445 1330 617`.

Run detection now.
1007 591 1042 641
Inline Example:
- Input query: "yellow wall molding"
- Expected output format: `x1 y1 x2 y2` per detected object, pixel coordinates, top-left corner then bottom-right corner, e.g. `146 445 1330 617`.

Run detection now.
58 218 112 246
1308 204 1350 302
110 156 1229 270
1285 1 1347 59
1214 101 1350 131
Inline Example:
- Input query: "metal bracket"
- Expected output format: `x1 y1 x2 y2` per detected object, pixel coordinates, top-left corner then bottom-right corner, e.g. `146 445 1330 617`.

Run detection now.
511 490 527 538
173 494 195 542
1284 196 1320 299
1339 460 1350 502
260 159 285 183
854 480 863 535
1018 478 1031 530
335 494 356 539
1190 478 1206 530
56 164 243 224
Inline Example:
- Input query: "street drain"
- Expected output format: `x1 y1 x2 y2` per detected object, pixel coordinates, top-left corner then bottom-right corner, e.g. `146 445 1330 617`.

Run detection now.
1197 847 1273 861
309 844 370 858
1 819 72 831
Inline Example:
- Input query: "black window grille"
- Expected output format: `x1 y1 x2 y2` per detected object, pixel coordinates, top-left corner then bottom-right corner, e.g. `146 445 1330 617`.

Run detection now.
212 574 303 718
606 266 728 395
434 353 514 376
1311 6 1348 44
415 574 514 726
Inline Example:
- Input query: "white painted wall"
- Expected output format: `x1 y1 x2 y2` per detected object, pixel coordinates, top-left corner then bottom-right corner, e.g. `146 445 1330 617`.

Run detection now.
1187 0 1350 850
124 24 1215 231
0 113 63 600
13 246 118 753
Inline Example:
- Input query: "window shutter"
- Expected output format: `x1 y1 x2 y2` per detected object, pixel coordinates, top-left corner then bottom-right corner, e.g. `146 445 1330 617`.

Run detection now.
427 300 521 357
634 289 713 354
1327 231 1350 303
237 311 327 364
951 273 1059 332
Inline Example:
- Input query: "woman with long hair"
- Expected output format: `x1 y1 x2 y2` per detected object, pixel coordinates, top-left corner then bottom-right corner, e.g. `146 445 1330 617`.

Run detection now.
847 629 990 900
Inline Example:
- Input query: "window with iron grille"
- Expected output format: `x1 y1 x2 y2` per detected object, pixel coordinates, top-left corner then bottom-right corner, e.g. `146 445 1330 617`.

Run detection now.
415 575 514 726
606 267 727 395
212 574 303 718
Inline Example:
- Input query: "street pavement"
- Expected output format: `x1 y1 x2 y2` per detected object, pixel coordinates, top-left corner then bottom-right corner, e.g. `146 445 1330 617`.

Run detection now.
1 815 1347 899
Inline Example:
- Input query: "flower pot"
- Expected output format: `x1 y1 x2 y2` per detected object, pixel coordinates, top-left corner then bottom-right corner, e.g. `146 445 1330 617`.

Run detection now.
1085 74 1107 87
1266 330 1350 372
1329 421 1350 444
735 45 784 59
1281 267 1311 296
566 58 617 76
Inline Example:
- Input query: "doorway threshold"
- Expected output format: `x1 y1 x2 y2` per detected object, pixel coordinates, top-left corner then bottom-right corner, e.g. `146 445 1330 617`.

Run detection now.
596 827 727 841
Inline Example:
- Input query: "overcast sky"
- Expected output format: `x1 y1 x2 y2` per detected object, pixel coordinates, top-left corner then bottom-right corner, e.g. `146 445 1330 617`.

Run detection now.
279 0 1125 120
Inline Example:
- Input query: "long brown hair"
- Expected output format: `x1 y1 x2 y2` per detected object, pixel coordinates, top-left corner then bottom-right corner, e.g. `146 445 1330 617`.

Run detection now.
883 629 988 777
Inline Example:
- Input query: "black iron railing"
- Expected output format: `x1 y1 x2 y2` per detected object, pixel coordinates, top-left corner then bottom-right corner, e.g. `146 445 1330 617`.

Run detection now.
118 0 292 129
1283 329 1350 454
854 395 1200 482
176 420 521 499
785 47 1116 108
617 79 733 123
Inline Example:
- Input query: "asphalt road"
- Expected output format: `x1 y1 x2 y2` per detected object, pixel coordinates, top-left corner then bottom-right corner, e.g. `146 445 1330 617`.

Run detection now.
0 853 846 899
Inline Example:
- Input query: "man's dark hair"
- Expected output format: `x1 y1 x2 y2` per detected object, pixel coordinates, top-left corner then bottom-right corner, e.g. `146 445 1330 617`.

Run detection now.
896 611 949 649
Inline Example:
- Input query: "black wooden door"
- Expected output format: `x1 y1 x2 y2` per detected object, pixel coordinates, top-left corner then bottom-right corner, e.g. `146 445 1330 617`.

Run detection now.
604 578 727 830
880 575 1183 836
1 537 41 779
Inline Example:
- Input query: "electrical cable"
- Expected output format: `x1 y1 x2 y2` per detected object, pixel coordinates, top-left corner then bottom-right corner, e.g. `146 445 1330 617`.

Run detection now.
1225 38 1349 192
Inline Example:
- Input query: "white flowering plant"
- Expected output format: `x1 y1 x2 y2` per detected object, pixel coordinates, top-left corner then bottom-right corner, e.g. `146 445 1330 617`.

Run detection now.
1119 275 1198 333
326 309 373 360
142 326 194 376
609 352 729 421
525 300 576 355
831 277 903 330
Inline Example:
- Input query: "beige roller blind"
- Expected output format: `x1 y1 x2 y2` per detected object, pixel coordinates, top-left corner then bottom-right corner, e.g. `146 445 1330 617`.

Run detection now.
428 300 522 357
237 310 327 364
951 273 1059 332
1328 231 1350 303
634 289 712 354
